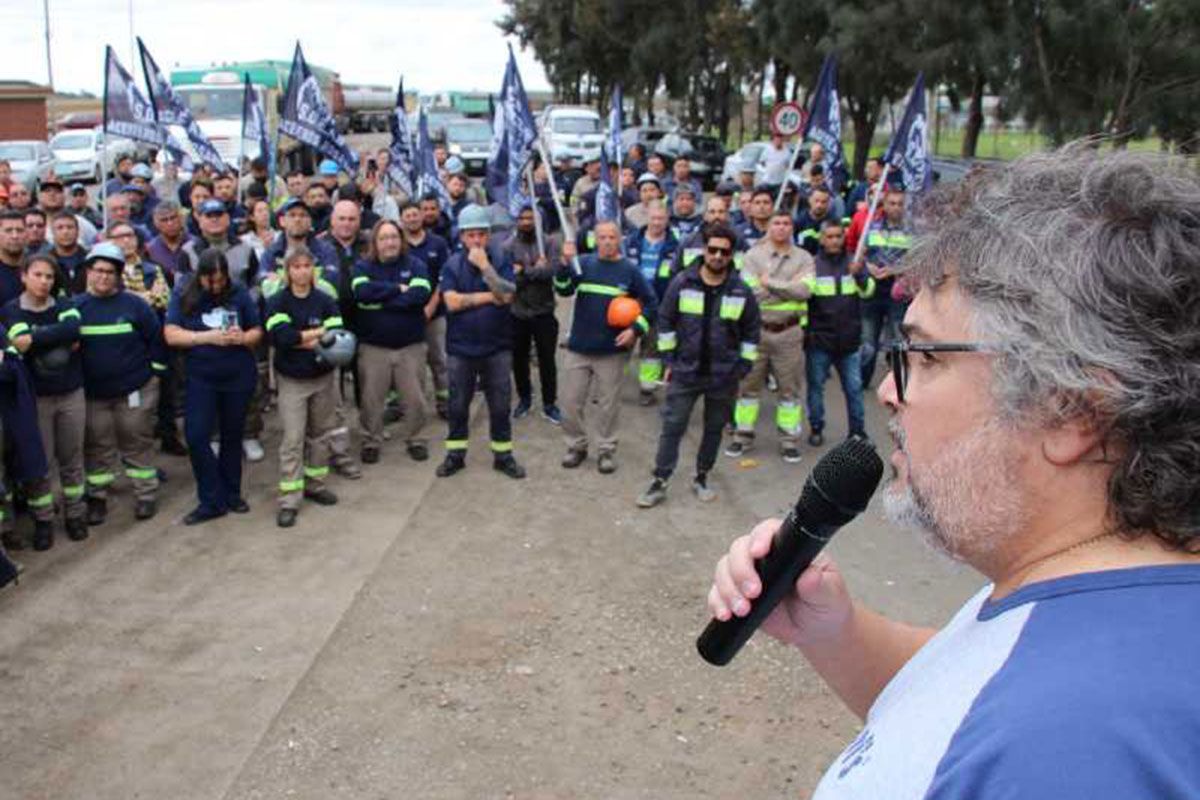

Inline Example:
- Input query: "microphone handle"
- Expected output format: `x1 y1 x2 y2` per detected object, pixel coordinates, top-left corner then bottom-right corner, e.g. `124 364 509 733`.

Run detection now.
696 508 834 667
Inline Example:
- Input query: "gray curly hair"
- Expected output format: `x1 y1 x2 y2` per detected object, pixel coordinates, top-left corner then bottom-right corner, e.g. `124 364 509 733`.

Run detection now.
901 146 1200 550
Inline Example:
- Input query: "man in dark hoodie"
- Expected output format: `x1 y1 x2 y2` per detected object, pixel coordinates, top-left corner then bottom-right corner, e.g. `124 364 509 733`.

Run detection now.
504 203 561 424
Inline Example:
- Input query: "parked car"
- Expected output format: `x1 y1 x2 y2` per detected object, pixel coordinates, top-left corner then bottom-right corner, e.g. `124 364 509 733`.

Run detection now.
424 110 465 145
539 105 604 163
620 127 671 160
445 118 494 177
652 131 727 190
720 141 769 183
0 140 55 190
50 128 105 184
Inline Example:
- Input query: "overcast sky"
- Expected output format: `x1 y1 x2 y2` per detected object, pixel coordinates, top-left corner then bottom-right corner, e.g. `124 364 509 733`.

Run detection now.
0 0 550 95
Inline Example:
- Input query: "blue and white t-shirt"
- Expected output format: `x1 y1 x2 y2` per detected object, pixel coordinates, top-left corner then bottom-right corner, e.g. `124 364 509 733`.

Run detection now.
813 565 1200 799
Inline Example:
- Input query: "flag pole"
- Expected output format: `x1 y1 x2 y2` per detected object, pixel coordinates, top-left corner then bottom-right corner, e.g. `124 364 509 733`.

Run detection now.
525 161 545 260
101 49 110 232
772 133 802 212
535 139 580 275
851 167 890 265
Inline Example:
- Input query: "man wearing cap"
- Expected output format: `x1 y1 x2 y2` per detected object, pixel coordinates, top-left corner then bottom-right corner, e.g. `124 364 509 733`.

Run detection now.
435 204 525 479
662 157 704 208
624 202 679 405
624 173 665 231
146 200 192 280
38 178 97 247
316 160 341 197
183 199 260 292
669 183 703 240
128 163 159 223
239 157 286 200
570 155 602 227
554 220 657 475
727 210 814 464
103 154 135 197
68 183 102 229
75 242 168 523
259 198 339 287
0 211 26 304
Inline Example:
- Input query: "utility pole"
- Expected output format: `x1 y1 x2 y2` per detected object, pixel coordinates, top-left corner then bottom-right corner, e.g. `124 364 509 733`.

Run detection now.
43 0 53 89
128 0 135 68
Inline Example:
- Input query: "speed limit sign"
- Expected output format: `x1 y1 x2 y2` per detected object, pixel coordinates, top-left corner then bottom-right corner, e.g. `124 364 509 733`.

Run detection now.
770 102 805 138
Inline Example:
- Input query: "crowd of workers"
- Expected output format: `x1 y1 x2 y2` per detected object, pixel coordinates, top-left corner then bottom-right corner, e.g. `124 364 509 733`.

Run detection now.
0 134 913 582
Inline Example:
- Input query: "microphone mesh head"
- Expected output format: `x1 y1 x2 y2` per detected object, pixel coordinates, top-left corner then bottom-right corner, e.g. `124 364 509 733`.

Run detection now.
804 437 885 516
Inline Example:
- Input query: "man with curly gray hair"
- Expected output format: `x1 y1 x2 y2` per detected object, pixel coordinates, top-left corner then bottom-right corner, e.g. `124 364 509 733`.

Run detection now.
706 147 1200 798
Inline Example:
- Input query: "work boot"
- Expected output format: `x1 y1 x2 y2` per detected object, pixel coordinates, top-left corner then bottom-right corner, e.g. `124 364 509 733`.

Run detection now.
781 447 803 464
493 454 526 480
303 488 339 506
134 499 157 521
86 497 107 526
406 443 429 462
31 520 54 552
333 460 362 480
64 517 89 542
276 508 298 528
560 448 587 469
724 440 749 458
638 390 657 407
597 452 617 474
436 452 466 478
361 447 381 465
808 430 825 447
512 398 532 419
636 478 668 508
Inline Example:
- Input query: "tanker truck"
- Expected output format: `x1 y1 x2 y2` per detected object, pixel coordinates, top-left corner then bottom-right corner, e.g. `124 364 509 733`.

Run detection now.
341 85 394 133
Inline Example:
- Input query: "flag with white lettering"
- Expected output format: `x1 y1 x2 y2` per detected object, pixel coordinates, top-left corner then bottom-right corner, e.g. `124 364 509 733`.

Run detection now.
416 107 451 213
103 46 164 147
884 72 933 195
802 54 847 192
485 45 539 217
279 42 359 175
241 73 273 174
137 37 224 169
386 77 416 197
595 144 619 223
608 83 623 174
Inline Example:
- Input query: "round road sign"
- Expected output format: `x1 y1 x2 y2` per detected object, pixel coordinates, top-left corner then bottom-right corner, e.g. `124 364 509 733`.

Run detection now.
770 102 805 138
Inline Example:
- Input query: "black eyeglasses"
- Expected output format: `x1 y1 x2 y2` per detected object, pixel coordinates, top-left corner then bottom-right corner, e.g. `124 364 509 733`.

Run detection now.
887 340 988 404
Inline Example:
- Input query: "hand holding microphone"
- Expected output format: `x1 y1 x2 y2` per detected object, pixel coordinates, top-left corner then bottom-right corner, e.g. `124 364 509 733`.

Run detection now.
698 437 884 666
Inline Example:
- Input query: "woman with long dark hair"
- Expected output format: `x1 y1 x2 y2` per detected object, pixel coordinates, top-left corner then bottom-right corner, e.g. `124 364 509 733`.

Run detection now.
163 249 262 524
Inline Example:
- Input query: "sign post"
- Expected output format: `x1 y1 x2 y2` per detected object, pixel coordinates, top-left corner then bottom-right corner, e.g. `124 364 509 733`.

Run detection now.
770 101 807 210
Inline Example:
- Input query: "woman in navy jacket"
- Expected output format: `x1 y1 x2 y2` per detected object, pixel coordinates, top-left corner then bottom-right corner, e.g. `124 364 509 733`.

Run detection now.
163 249 263 525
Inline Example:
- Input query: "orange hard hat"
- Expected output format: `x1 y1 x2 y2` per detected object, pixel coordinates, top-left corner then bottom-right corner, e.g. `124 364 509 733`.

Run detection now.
606 295 642 329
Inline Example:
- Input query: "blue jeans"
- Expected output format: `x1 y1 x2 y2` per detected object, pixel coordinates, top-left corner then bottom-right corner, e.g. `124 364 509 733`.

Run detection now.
806 347 865 436
859 296 907 388
183 376 253 515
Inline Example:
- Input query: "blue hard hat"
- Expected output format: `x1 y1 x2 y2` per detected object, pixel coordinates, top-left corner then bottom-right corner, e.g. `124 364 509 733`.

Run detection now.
318 159 340 176
457 203 491 232
198 199 227 216
444 156 465 176
131 163 154 180
85 242 125 267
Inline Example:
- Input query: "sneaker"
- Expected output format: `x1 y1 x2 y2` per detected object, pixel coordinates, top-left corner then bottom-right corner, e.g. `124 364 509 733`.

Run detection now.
64 518 89 542
184 506 226 526
781 447 803 464
636 478 668 508
86 497 107 527
134 499 157 520
767 373 778 392
848 430 869 442
513 398 532 419
361 447 381 465
242 438 265 462
808 430 825 447
303 488 339 506
597 452 617 474
692 474 717 503
638 390 657 407
407 443 429 462
276 508 298 528
724 440 748 458
31 520 54 552
542 404 563 425
493 455 527 480
561 448 587 469
334 461 363 480
436 453 466 478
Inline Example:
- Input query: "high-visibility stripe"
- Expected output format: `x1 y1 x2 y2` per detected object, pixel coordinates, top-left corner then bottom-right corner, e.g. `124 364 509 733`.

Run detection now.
351 276 369 290
656 260 672 278
63 484 85 499
761 301 806 312
265 312 291 331
409 277 432 291
776 401 803 435
304 465 330 479
5 322 30 338
151 361 167 372
86 472 115 486
125 466 157 481
719 296 746 321
577 282 623 297
734 397 759 431
58 308 82 322
742 274 760 288
657 331 677 351
323 316 343 329
28 493 54 509
638 359 663 386
740 341 758 361
490 440 513 453
358 303 383 310
445 439 468 451
279 479 304 493
634 314 649 333
81 322 134 336
679 288 704 315
553 275 574 289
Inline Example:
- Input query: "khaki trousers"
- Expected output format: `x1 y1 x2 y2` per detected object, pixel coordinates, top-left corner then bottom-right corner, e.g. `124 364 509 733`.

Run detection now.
734 324 805 449
424 316 448 402
276 372 338 510
85 378 159 503
358 342 429 448
28 388 87 522
560 350 626 455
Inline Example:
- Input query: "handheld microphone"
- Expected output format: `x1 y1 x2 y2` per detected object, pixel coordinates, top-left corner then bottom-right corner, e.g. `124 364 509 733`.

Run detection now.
697 437 884 666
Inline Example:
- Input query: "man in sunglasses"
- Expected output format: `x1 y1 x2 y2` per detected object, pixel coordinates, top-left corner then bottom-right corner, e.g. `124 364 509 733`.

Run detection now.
706 150 1200 798
637 223 760 508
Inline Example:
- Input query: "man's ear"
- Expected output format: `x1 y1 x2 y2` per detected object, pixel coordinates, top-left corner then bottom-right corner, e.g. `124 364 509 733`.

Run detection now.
1040 391 1114 466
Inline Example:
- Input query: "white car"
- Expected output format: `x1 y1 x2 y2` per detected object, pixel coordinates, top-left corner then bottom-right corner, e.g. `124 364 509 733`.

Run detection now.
50 129 105 184
0 140 55 190
539 106 605 164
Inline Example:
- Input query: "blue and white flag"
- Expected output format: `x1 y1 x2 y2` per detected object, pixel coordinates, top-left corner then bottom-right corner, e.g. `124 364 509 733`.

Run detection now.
884 72 933 195
595 144 619 223
279 42 359 175
241 73 272 172
386 77 416 197
485 45 540 217
802 54 847 193
608 83 623 172
416 107 451 213
162 131 195 172
137 38 224 169
103 46 164 147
